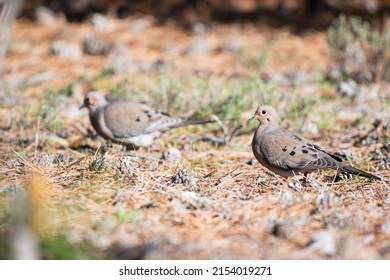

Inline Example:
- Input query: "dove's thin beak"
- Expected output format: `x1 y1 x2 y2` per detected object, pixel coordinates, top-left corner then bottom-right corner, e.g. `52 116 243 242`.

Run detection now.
247 115 256 124
79 104 86 110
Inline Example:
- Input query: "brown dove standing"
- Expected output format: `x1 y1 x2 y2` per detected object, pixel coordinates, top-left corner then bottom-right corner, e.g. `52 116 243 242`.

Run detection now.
80 91 212 149
249 105 381 180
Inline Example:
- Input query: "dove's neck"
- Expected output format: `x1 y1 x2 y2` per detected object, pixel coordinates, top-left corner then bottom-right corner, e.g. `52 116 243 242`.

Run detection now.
89 102 108 117
256 122 278 135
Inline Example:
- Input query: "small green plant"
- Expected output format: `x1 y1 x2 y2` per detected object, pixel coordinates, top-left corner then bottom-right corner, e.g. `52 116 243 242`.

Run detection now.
41 235 86 260
116 203 141 224
328 14 390 82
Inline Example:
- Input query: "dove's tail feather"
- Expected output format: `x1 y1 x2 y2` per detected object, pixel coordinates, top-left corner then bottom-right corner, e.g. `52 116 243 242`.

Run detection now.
340 165 381 180
172 118 218 128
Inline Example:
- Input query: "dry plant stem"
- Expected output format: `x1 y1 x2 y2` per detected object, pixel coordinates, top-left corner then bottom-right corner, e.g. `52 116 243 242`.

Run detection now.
34 117 41 158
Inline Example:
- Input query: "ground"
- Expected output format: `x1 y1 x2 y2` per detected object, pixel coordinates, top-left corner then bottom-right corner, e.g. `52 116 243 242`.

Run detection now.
0 11 389 259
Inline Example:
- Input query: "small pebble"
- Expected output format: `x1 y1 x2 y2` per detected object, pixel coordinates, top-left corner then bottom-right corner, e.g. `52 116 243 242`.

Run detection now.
51 41 82 60
336 79 360 100
162 147 181 164
148 161 159 171
381 216 390 235
190 23 207 34
307 231 336 256
34 6 57 26
220 37 243 53
168 191 209 212
90 13 114 32
83 35 112 56
185 37 212 55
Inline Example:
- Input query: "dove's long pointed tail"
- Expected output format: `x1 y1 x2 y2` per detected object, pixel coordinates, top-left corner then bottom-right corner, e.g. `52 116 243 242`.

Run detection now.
171 118 218 128
340 165 381 180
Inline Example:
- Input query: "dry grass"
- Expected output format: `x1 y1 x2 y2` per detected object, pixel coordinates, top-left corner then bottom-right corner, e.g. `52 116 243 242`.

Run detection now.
0 13 389 259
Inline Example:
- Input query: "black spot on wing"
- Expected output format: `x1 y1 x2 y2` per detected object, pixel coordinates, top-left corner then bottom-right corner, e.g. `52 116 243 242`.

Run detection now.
313 144 323 151
327 153 343 162
290 151 295 156
136 116 141 122
293 135 302 141
302 149 308 154
160 111 170 117
282 146 287 152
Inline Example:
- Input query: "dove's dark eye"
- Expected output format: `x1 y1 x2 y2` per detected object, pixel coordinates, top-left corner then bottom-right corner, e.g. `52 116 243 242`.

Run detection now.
261 110 266 115
85 97 90 104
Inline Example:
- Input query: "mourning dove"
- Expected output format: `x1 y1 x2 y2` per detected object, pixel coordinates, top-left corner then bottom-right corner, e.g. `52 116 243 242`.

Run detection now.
249 105 381 180
80 91 213 149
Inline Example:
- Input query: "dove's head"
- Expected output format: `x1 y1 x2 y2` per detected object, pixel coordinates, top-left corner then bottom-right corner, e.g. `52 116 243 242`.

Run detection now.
80 91 108 112
248 105 278 129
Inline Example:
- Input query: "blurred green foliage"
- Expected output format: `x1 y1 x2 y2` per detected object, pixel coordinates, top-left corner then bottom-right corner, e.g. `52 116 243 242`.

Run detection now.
328 14 390 82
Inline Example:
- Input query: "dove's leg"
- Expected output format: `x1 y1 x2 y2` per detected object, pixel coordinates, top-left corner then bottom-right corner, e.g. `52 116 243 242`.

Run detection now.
302 172 309 185
105 139 113 149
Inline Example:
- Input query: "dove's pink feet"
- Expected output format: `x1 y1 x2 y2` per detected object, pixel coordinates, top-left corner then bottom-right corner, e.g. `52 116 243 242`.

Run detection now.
302 172 308 185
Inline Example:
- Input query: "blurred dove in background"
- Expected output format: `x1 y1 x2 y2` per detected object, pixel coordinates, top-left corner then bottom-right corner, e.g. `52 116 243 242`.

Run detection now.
80 91 214 149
